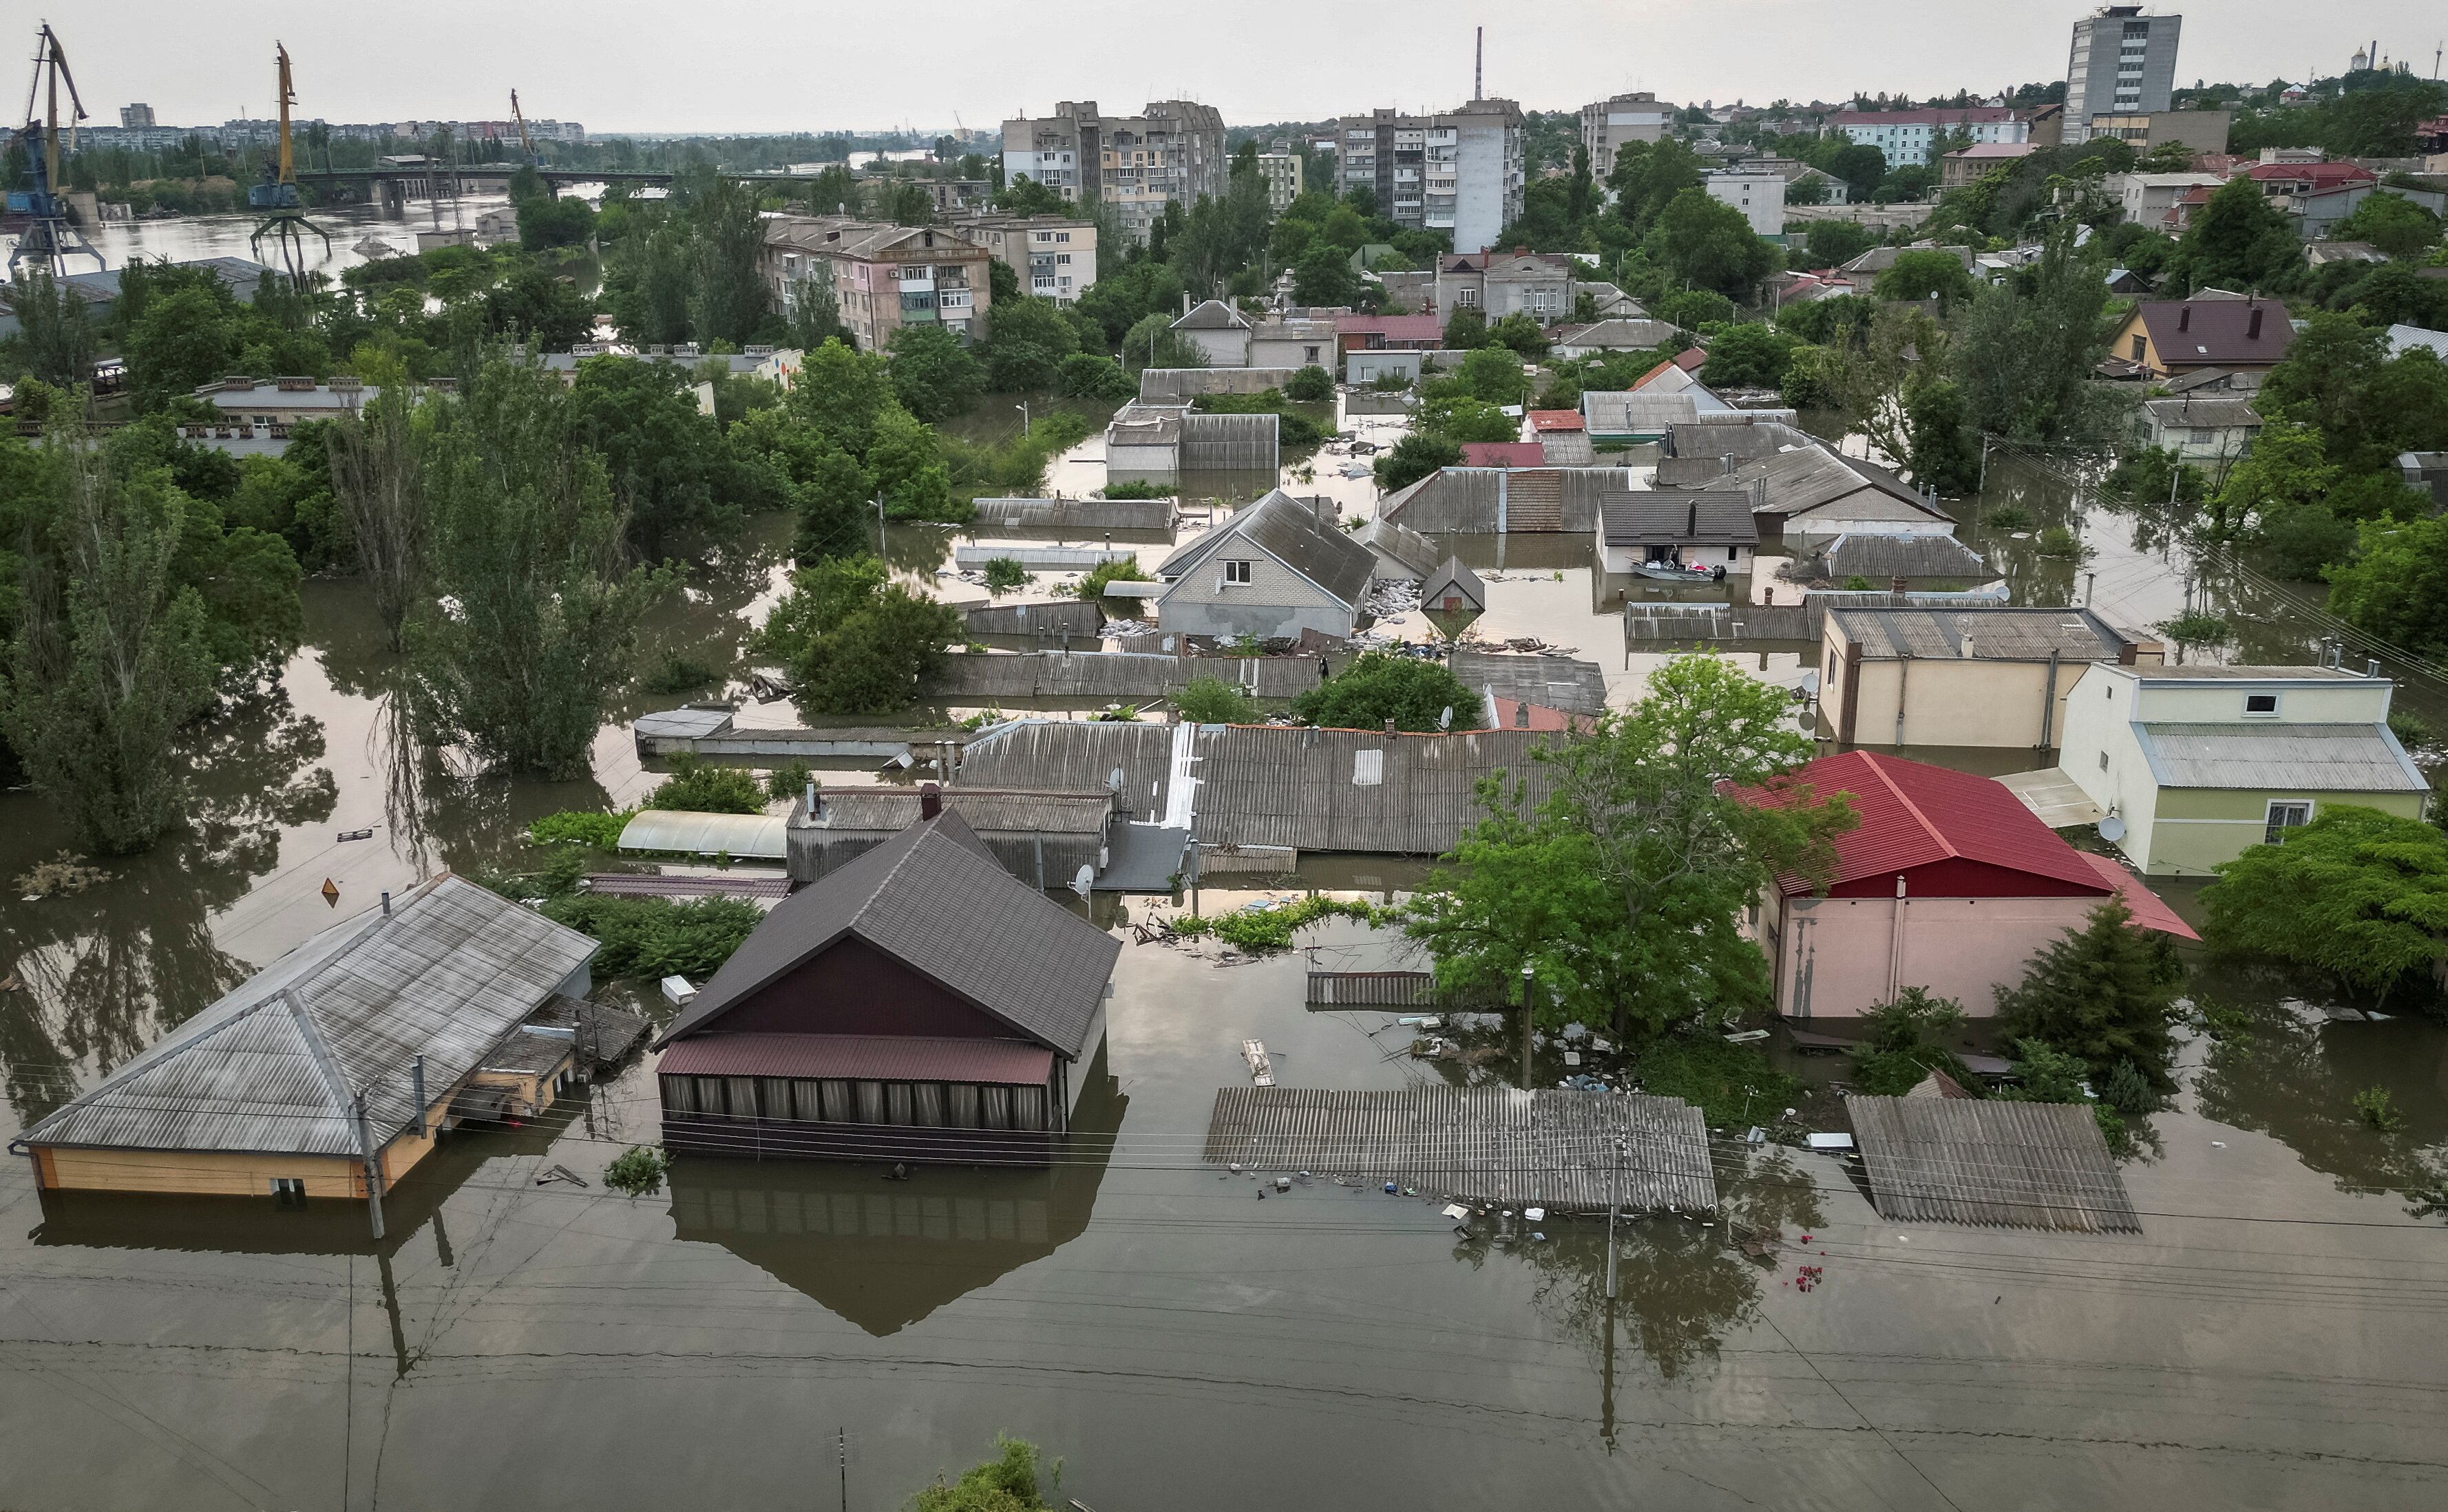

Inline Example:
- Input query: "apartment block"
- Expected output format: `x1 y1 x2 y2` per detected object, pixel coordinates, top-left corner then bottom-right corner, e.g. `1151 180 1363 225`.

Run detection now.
1579 92 1672 180
1256 151 1303 215
759 217 993 350
946 213 1100 304
999 100 1228 243
1337 98 1523 255
1705 170 1785 236
1830 107 2028 168
2065 6 2182 145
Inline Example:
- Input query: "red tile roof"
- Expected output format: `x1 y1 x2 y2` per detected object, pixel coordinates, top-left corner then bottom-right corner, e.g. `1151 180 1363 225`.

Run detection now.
1528 409 1586 432
657 1032 1057 1085
1334 314 1444 341
1461 441 1547 467
2246 160 2378 191
1738 750 2115 897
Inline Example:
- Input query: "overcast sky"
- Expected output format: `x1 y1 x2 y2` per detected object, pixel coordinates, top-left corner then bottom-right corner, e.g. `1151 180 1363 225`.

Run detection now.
56 2 2438 134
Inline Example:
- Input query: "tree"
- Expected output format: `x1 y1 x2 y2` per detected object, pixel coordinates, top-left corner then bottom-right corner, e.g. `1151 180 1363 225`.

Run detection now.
2333 191 2442 261
684 172 773 345
2209 421 2336 540
1607 138 1705 231
483 264 595 350
645 752 766 813
757 553 962 715
1293 242 1361 307
1442 307 1489 350
869 404 963 520
123 286 241 407
1846 987 1977 1095
910 1436 1057 1512
2 270 97 387
979 295 1079 392
993 174 1066 217
1823 303 1942 466
2166 176 2301 295
1174 676 1257 725
1451 346 1531 405
566 354 735 554
1698 323 1798 389
1873 249 1976 308
980 557 1029 596
1827 143 1888 203
887 323 985 420
2328 512 2448 655
1488 312 1550 356
783 338 896 458
1057 351 1135 398
324 386 426 652
1284 365 1335 403
785 267 845 351
1372 432 1464 492
1802 220 1880 269
403 359 666 778
1992 897 2186 1092
0 435 217 853
1290 652 1474 732
1949 226 2112 443
1417 394 1520 445
515 192 595 252
2203 805 2448 1001
1903 379 1981 494
1404 654 1854 1043
1656 188 1776 300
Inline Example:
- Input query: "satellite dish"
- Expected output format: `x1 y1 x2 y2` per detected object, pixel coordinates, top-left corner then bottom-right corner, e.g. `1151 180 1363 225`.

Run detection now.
1108 766 1126 793
1070 864 1095 899
1438 705 1453 730
2098 815 2127 842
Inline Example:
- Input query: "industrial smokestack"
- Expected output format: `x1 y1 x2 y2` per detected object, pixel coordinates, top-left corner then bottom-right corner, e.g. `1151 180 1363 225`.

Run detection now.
920 782 942 820
1475 26 1484 100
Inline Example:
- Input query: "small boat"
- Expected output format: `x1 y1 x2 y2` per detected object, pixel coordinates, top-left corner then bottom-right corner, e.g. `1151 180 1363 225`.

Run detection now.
352 235 398 258
1632 560 1724 582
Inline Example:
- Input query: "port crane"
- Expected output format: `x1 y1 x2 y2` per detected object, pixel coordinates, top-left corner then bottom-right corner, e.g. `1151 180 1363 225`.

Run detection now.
10 22 105 277
246 41 331 285
511 89 542 167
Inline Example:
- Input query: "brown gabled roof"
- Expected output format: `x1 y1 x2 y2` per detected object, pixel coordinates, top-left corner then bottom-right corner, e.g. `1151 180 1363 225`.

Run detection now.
2133 299 2296 367
655 812 1119 1059
1600 491 1758 547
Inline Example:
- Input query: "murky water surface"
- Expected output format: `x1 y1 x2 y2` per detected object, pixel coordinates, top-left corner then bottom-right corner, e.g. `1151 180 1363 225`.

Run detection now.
2 407 2445 1508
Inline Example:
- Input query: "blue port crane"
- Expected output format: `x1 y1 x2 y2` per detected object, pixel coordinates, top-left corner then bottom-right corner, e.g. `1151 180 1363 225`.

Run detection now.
247 41 330 284
9 21 106 277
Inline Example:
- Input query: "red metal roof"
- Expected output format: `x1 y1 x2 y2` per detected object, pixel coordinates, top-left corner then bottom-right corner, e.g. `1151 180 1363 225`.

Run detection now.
2072 852 2198 941
656 1033 1056 1085
1461 442 1547 468
1334 314 1444 341
1738 751 2113 897
2246 160 2377 191
1528 409 1585 432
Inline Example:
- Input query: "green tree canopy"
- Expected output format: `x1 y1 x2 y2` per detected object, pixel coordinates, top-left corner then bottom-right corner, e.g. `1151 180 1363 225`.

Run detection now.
566 354 734 555
978 295 1080 392
1404 654 1853 1044
2332 190 2442 260
2166 175 2301 295
757 553 962 715
1656 188 1777 300
2203 804 2448 1000
1174 675 1258 725
1698 323 1800 389
887 322 986 421
2327 511 2448 656
1371 431 1464 492
1993 897 2186 1092
1293 242 1361 307
1873 249 1977 308
1289 652 1474 732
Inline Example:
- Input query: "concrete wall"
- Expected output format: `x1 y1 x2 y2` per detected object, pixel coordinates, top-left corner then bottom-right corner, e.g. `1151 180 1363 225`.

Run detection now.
2059 672 2162 871
1825 634 2089 749
1138 368 1301 402
1106 440 1177 484
1774 893 2102 1019
2145 785 2427 877
1183 327 1251 367
1252 334 1334 370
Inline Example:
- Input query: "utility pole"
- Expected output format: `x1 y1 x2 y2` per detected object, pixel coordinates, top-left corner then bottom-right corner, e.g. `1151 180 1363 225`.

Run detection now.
1606 1137 1623 1298
1519 963 1536 1087
875 493 887 555
354 1092 386 1242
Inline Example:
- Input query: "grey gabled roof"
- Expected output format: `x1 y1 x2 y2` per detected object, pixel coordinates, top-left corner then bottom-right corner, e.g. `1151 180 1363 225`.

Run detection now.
655 811 1119 1059
1174 298 1252 331
1356 516 1442 579
1791 531 1988 581
1420 557 1486 611
2131 723 2429 792
2141 396 2261 429
21 876 597 1156
1599 491 1759 547
1448 650 1607 715
1830 605 2133 661
1157 490 1375 607
1850 1095 2139 1233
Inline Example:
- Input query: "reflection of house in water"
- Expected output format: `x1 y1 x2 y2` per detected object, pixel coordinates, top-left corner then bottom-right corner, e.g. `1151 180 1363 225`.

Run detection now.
666 1071 1124 1336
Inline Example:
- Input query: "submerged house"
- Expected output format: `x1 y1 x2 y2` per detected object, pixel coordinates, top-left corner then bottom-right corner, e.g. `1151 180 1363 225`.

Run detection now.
14 876 598 1207
785 782 1120 889
1595 491 1757 576
1735 751 2195 1021
1821 605 2162 749
2056 663 2431 876
1149 489 1378 640
653 808 1121 1164
1782 531 1992 589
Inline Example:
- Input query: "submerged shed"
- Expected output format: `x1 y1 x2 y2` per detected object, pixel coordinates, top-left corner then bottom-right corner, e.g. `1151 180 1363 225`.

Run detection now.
1420 557 1487 617
1847 1094 2140 1233
617 810 790 861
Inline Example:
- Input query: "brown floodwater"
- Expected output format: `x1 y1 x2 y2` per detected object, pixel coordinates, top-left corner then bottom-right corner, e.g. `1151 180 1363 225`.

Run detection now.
3 430 2446 1509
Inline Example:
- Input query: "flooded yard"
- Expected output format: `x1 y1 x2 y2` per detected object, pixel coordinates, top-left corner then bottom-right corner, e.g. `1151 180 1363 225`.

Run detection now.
2 396 2446 1508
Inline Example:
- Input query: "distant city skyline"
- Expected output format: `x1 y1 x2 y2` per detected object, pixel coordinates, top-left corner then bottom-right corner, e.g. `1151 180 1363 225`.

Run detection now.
54 2 2439 136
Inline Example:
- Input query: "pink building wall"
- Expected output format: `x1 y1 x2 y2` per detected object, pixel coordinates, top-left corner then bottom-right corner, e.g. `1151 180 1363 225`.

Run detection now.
1766 893 2100 1019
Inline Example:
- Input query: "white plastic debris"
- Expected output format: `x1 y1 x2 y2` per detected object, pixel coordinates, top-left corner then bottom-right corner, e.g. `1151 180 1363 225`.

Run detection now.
1523 1206 1545 1222
1442 1204 1470 1220
1806 1132 1856 1151
660 975 697 1006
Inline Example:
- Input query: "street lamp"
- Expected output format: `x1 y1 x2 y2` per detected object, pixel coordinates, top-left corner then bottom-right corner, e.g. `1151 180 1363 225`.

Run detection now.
1014 401 1029 436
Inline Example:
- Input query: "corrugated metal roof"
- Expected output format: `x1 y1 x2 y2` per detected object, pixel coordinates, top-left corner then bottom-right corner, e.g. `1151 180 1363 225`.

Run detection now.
1229 490 1378 606
657 813 1119 1058
1192 726 1556 853
1598 491 1759 546
1174 298 1251 330
1739 750 2115 895
2071 852 2199 940
2132 723 2430 791
1849 1096 2140 1233
1829 605 2130 661
2130 664 2365 682
1792 531 1987 580
23 877 596 1155
1203 1087 1718 1211
1449 650 1607 716
657 1032 1055 1085
792 787 1114 837
956 721 1178 822
2141 396 2261 429
1420 557 1487 612
618 811 789 860
1583 391 1700 434
1666 421 1795 458
1355 516 1442 578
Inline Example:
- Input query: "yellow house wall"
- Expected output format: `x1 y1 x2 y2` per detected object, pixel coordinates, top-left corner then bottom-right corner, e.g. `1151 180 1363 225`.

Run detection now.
34 1085 464 1198
2143 789 2431 875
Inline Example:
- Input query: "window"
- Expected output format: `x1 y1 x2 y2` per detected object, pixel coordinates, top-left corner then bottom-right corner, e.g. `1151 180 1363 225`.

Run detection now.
1223 559 1253 585
2099 749 2110 770
2243 692 2279 716
2265 800 2312 844
270 1177 306 1205
2131 334 2147 361
1352 749 1384 786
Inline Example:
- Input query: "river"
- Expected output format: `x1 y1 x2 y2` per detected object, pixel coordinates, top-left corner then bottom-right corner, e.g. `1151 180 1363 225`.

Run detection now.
0 401 2443 1507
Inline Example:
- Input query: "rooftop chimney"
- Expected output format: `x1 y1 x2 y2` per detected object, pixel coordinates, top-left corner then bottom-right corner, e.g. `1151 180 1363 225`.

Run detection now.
805 778 819 818
1687 498 1698 536
920 782 942 820
2246 306 2264 340
1959 632 1975 659
2177 305 2191 332
1384 718 1396 734
1515 699 1530 728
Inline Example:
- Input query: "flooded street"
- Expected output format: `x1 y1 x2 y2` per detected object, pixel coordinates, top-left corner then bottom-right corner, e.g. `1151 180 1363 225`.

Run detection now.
3 403 2447 1508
